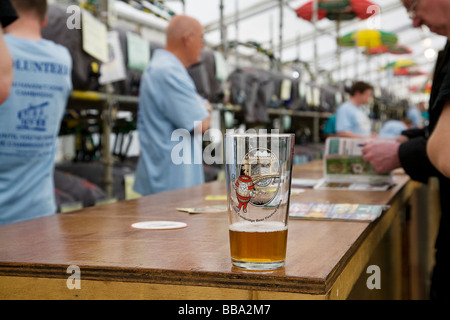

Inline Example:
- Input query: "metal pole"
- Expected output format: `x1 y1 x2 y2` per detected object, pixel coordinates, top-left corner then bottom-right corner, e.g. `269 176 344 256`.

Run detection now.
279 0 283 71
312 0 318 81
220 0 228 58
99 0 115 198
336 18 342 82
235 0 239 67
101 84 115 198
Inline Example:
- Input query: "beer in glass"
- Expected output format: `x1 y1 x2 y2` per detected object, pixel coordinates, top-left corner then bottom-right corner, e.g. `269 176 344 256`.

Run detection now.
225 132 294 270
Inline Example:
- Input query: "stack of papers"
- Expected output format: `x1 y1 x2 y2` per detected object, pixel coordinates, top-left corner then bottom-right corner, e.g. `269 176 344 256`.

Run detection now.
314 138 395 191
289 202 389 221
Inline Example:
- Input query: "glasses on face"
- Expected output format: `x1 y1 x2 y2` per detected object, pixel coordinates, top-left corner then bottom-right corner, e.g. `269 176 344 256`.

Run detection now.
407 0 420 19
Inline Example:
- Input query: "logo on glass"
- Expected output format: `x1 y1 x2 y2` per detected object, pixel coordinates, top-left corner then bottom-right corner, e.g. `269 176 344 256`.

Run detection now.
232 148 281 219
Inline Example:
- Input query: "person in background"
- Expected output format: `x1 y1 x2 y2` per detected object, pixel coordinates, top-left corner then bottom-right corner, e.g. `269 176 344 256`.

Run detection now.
335 81 377 138
0 0 73 225
420 101 430 123
363 0 450 300
133 15 211 195
377 118 413 139
406 101 425 128
0 0 17 104
322 114 337 138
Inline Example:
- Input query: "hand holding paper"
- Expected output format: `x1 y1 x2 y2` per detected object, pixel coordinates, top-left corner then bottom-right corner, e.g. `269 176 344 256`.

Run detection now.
362 140 402 174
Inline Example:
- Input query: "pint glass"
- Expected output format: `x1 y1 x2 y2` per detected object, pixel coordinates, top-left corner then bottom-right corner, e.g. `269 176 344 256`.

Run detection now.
225 132 295 270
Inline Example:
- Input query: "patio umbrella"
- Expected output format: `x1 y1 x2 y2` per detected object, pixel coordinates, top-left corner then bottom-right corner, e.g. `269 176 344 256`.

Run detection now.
296 0 377 81
409 83 432 93
394 67 426 77
338 29 398 81
382 59 417 70
295 0 376 21
338 29 398 48
295 1 327 21
364 44 412 56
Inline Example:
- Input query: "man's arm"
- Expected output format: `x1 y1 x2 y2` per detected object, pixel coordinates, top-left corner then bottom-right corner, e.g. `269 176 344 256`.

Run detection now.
194 100 212 133
338 131 377 139
362 140 402 174
362 135 441 184
428 101 450 178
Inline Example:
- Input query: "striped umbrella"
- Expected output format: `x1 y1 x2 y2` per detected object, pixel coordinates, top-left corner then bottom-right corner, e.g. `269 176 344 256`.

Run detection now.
296 0 376 21
382 59 417 70
364 44 412 56
339 29 398 48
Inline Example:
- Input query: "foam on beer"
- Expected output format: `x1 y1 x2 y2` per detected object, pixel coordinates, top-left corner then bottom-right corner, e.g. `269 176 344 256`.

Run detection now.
229 221 287 232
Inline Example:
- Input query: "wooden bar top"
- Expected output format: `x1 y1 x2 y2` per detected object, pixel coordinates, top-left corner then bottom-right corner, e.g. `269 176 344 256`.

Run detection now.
0 161 411 298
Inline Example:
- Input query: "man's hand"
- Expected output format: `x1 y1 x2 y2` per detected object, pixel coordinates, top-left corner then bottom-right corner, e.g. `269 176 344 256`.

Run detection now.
362 141 402 174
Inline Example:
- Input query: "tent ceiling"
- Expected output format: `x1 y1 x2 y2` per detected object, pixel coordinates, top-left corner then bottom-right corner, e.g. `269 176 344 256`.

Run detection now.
52 0 446 99
164 0 446 97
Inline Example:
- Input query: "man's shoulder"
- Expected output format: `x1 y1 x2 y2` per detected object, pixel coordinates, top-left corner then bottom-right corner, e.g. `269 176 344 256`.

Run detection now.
151 49 180 67
336 101 356 113
147 51 190 83
39 39 72 63
5 35 72 65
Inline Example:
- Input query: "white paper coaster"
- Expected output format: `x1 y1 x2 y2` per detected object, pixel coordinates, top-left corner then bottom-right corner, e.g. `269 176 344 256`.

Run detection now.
131 221 188 230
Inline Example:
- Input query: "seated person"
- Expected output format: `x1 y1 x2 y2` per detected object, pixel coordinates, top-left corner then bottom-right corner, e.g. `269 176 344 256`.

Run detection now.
378 118 413 139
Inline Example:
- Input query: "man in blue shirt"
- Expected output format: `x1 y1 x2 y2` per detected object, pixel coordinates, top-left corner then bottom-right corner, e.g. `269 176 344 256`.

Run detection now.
406 101 425 128
335 81 376 138
0 0 73 225
378 118 412 139
134 15 211 195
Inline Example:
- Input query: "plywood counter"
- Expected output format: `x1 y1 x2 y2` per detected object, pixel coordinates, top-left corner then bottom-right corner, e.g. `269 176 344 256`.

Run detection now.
0 161 419 299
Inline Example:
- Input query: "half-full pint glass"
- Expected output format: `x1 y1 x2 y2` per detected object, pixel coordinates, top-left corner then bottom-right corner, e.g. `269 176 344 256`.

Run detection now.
225 132 295 270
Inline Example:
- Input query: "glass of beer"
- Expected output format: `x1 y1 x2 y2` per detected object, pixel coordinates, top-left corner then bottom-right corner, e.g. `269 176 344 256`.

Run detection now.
225 132 295 270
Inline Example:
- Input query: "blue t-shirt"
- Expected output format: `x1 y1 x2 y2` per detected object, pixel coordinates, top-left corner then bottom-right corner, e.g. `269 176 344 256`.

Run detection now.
378 120 408 138
335 101 371 136
0 35 72 226
134 49 209 195
406 107 423 128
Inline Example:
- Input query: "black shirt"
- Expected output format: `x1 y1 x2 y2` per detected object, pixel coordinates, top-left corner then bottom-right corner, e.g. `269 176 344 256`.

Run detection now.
398 41 450 299
0 0 18 28
398 42 450 184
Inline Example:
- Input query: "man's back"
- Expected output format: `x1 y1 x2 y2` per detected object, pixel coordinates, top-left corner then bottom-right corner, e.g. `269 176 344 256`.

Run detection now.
0 35 72 225
335 101 371 136
378 120 408 138
134 49 208 195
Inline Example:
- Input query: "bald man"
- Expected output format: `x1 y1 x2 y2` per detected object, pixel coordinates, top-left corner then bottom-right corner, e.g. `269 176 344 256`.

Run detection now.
134 15 211 195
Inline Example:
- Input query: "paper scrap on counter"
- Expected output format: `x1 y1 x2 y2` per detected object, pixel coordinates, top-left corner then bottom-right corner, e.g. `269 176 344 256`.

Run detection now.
289 202 390 221
291 178 321 188
131 221 187 230
176 205 228 214
290 188 306 195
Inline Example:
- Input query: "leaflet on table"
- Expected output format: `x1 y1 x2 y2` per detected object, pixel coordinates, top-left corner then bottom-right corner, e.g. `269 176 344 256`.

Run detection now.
314 137 394 191
289 202 390 221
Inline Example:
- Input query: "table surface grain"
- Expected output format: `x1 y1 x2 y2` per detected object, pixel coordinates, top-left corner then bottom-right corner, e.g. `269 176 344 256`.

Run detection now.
0 161 409 295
